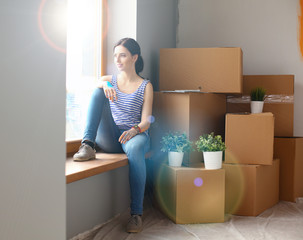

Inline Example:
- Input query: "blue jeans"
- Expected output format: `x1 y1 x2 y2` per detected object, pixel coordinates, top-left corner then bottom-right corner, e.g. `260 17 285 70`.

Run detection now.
82 88 150 215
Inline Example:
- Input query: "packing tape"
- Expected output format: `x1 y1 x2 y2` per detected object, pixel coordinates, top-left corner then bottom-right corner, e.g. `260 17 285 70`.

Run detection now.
227 95 294 104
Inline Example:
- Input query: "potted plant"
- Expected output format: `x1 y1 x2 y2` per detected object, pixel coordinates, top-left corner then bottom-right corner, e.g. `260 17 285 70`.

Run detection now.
250 87 266 114
161 131 193 167
195 132 226 169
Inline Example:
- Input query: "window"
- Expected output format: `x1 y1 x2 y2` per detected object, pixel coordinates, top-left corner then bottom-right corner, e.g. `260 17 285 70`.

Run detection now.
66 0 104 140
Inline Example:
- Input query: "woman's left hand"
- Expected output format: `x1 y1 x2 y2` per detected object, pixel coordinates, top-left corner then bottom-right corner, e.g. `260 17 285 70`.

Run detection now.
119 128 137 144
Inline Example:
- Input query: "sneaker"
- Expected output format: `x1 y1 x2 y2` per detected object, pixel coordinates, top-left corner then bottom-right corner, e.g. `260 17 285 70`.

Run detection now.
126 215 142 233
73 144 96 161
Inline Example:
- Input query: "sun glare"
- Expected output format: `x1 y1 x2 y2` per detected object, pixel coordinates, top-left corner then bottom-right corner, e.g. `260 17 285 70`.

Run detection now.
38 0 67 53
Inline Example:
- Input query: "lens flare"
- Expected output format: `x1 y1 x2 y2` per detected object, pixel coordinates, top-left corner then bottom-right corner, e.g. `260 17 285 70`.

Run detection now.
223 150 245 215
148 115 155 124
154 164 176 220
194 177 203 187
38 0 67 53
38 0 109 54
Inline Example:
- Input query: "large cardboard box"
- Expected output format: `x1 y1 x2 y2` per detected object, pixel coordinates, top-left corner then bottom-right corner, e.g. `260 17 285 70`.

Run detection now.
227 75 294 136
274 137 303 202
151 92 226 166
155 164 225 223
223 159 279 216
225 113 274 165
159 48 243 93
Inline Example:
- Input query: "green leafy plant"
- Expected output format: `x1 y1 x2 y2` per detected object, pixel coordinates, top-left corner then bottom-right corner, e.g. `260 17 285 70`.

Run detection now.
195 132 226 152
250 87 266 101
161 132 193 153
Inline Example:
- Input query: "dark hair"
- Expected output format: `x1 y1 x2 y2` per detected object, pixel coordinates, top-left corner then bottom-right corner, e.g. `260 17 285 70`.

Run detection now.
114 38 144 74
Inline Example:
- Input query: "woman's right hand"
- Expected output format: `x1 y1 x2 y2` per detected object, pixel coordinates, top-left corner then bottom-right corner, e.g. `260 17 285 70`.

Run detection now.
102 81 117 102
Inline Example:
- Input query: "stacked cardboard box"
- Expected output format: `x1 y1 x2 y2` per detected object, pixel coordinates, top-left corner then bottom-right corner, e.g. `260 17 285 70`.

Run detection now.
151 92 226 166
152 47 243 224
159 48 243 93
226 75 303 203
153 48 302 222
152 47 242 167
223 112 280 216
155 164 225 224
225 113 274 165
227 75 294 136
274 137 303 202
224 159 279 216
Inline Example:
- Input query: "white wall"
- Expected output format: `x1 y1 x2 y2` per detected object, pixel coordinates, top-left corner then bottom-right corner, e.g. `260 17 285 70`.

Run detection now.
106 0 177 89
178 0 303 136
66 166 130 238
106 0 137 75
0 1 66 239
137 0 178 90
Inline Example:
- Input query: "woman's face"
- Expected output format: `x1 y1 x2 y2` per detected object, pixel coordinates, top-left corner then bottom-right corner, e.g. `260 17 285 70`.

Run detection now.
114 45 137 72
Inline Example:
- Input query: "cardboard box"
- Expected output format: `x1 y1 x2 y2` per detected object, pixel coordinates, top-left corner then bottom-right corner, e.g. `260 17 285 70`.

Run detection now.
151 92 226 166
159 48 243 93
227 75 294 136
225 113 274 165
223 159 279 216
155 164 225 223
274 137 303 202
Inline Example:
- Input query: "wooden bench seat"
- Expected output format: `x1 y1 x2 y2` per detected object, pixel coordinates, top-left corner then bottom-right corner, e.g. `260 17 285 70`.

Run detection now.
66 153 128 184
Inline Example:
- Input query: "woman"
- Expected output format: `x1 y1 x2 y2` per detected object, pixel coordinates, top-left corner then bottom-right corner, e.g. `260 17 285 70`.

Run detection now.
73 38 153 233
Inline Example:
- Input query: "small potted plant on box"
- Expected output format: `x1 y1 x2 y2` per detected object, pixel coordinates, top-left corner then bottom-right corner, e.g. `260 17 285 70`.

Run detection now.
161 131 193 167
195 132 226 169
250 87 266 114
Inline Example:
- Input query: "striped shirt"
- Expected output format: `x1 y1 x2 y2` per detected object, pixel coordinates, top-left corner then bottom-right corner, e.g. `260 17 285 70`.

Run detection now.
109 75 150 131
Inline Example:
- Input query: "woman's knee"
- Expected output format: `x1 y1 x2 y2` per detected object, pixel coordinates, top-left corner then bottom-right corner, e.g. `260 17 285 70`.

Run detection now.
125 142 143 157
124 135 149 157
91 87 106 101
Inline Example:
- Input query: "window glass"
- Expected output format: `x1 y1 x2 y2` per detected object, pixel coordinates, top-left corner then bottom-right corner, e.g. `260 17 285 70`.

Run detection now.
66 0 102 140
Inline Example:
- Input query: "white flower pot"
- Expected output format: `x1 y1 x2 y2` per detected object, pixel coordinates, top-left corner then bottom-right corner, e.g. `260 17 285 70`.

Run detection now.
168 151 184 167
203 151 223 170
250 101 264 114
